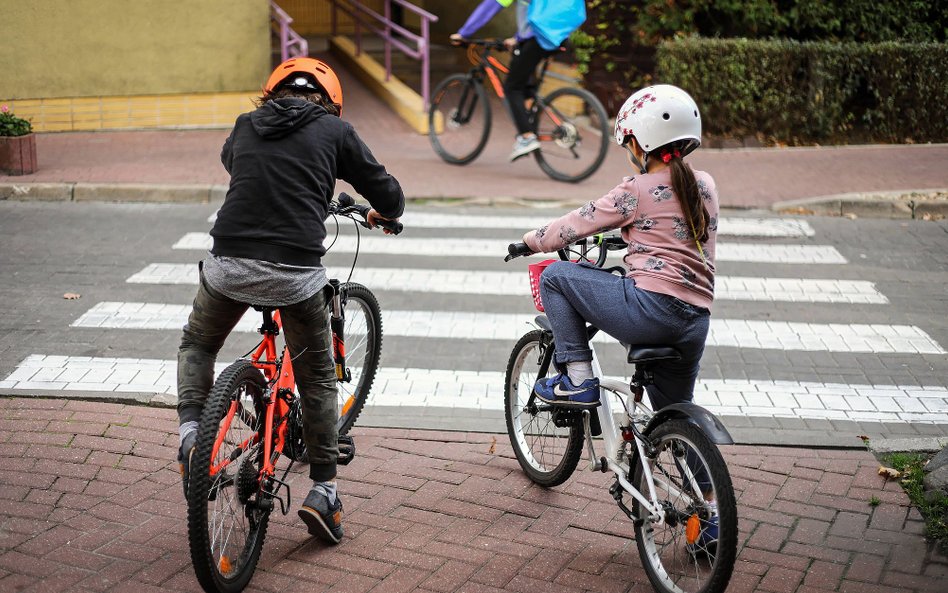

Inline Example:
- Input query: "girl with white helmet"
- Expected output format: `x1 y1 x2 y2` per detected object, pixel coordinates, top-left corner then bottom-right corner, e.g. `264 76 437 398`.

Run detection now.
522 84 718 412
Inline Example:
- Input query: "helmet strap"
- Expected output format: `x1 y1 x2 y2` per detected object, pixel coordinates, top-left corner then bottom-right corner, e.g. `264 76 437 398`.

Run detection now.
624 145 648 175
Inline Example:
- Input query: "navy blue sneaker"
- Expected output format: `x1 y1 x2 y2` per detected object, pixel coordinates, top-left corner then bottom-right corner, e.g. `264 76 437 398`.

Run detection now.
533 374 600 407
687 513 718 557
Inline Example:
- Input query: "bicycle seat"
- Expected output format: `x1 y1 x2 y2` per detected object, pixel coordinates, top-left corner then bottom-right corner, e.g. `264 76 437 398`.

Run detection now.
625 345 681 364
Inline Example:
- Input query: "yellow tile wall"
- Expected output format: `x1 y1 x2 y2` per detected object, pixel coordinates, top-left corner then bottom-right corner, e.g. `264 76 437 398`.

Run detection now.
0 93 258 132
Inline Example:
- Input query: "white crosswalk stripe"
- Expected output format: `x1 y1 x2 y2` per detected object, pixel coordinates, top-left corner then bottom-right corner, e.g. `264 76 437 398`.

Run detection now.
128 263 888 304
70 302 944 354
4 355 946 424
173 232 848 264
208 210 816 237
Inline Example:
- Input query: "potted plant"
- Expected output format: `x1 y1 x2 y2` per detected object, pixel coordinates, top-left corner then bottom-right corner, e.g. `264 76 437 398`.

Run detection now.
0 104 37 175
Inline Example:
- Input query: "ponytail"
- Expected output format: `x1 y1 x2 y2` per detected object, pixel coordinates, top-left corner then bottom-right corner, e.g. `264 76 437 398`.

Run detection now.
665 143 709 243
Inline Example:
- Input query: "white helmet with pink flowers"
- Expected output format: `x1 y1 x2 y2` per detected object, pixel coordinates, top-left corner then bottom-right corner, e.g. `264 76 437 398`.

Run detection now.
613 84 702 157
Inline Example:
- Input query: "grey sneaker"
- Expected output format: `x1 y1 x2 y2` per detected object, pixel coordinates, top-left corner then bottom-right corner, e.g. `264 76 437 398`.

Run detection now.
298 487 344 544
509 135 540 161
178 430 197 499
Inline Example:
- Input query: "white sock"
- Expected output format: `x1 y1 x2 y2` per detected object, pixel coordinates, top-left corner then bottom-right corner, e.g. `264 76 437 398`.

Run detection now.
312 480 338 505
179 421 198 448
566 362 594 384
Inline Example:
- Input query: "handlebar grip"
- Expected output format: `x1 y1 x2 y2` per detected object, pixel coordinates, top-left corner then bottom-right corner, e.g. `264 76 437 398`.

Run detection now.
376 218 403 235
508 242 533 256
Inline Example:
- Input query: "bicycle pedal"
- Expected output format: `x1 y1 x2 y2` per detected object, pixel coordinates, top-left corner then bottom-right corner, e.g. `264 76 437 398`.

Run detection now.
337 435 356 465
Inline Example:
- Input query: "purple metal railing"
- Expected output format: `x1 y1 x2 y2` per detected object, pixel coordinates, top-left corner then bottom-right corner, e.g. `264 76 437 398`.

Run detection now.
329 0 439 108
270 1 309 62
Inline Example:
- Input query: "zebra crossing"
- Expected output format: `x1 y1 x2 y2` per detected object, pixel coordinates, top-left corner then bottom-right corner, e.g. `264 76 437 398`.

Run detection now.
2 207 947 426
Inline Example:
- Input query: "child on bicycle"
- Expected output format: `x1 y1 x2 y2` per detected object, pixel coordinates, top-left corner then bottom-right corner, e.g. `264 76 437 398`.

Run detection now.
523 84 717 416
176 57 404 545
450 0 585 161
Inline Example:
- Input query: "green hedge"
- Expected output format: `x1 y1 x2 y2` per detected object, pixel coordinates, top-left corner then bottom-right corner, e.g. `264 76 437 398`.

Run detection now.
656 38 948 144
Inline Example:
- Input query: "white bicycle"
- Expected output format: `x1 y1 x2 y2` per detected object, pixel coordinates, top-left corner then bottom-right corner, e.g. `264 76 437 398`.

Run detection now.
505 237 737 593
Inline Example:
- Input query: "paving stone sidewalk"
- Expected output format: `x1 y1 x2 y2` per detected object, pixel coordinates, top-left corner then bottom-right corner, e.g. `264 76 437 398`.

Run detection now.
0 396 945 593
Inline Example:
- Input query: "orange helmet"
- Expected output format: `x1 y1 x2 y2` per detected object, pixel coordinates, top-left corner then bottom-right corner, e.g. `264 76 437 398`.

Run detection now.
264 57 343 115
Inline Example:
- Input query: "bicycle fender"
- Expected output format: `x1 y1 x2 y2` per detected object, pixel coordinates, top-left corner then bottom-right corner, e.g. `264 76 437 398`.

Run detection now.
645 403 734 445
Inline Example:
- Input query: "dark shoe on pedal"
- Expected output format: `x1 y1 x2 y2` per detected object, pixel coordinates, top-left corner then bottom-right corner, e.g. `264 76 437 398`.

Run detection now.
298 487 344 544
178 431 197 499
534 374 601 407
687 513 718 558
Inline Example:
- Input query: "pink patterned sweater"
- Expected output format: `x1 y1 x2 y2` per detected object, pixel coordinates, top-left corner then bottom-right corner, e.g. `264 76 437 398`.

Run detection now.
523 168 719 310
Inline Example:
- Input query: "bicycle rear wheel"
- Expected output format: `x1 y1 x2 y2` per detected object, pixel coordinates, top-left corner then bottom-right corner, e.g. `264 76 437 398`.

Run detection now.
188 361 270 593
631 418 737 593
533 87 610 183
336 282 382 435
504 330 584 487
428 74 492 165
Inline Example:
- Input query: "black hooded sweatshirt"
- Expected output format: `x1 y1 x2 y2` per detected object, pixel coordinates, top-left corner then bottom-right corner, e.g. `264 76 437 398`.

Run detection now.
211 98 404 267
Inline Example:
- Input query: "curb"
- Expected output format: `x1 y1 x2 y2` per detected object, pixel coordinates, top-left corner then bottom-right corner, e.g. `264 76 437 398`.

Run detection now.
772 188 948 219
869 436 948 454
0 181 228 203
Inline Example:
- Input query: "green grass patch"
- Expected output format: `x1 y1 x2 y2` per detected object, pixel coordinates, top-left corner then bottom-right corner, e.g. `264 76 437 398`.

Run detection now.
882 452 948 552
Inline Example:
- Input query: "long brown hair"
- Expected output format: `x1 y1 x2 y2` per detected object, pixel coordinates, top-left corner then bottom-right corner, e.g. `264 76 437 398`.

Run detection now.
255 86 340 116
664 141 710 242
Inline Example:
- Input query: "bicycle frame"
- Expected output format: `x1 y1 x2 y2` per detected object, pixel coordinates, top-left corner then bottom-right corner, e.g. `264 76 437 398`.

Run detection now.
209 281 351 488
462 42 567 140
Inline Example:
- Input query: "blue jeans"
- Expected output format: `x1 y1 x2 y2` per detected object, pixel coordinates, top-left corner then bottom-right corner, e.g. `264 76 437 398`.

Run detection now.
539 261 711 410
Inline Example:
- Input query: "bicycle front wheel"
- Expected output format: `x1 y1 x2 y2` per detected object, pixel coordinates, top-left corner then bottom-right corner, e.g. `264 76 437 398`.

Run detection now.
188 361 270 593
336 282 382 435
504 330 584 487
631 418 737 593
533 87 610 183
428 74 492 165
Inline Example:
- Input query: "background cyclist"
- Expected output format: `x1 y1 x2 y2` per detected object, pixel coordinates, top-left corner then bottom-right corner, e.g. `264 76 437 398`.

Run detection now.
450 0 586 161
176 57 404 545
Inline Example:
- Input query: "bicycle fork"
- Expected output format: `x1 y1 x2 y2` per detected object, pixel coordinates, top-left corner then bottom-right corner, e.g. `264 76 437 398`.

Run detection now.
329 280 350 383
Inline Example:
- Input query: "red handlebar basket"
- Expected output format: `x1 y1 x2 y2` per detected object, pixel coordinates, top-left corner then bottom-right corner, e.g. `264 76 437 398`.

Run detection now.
527 259 557 312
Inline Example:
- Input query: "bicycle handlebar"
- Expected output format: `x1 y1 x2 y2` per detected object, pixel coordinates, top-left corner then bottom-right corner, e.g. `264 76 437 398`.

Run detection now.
505 235 629 265
453 38 508 51
505 242 533 262
335 192 403 235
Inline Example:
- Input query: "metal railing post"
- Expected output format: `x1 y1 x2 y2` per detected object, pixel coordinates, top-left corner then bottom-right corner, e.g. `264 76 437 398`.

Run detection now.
384 1 392 81
281 22 289 62
421 16 430 108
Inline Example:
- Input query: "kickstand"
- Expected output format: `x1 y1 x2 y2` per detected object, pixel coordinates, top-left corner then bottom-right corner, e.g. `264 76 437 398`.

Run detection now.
582 410 603 471
264 459 295 516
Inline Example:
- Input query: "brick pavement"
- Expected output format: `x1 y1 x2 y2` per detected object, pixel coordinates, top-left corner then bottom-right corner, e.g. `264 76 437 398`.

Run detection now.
1 54 946 208
0 396 945 593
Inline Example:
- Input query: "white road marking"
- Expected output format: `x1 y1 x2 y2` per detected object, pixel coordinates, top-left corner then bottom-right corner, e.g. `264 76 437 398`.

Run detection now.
4 355 946 423
71 302 943 354
207 210 816 237
173 233 848 264
128 263 888 304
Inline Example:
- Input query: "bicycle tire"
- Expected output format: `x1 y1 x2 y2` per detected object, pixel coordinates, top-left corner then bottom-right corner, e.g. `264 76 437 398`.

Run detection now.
188 360 270 593
336 282 382 435
428 74 492 165
533 87 610 183
504 330 584 487
630 418 737 593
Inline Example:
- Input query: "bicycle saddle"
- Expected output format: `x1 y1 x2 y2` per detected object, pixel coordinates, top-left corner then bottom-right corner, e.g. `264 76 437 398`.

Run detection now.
625 345 681 364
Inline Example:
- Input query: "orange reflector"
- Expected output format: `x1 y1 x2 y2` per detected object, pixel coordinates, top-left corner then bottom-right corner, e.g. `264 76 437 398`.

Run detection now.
340 395 355 417
219 555 232 574
686 514 701 544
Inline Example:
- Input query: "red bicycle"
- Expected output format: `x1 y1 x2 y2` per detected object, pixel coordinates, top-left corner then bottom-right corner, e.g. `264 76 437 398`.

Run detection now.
186 193 401 593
